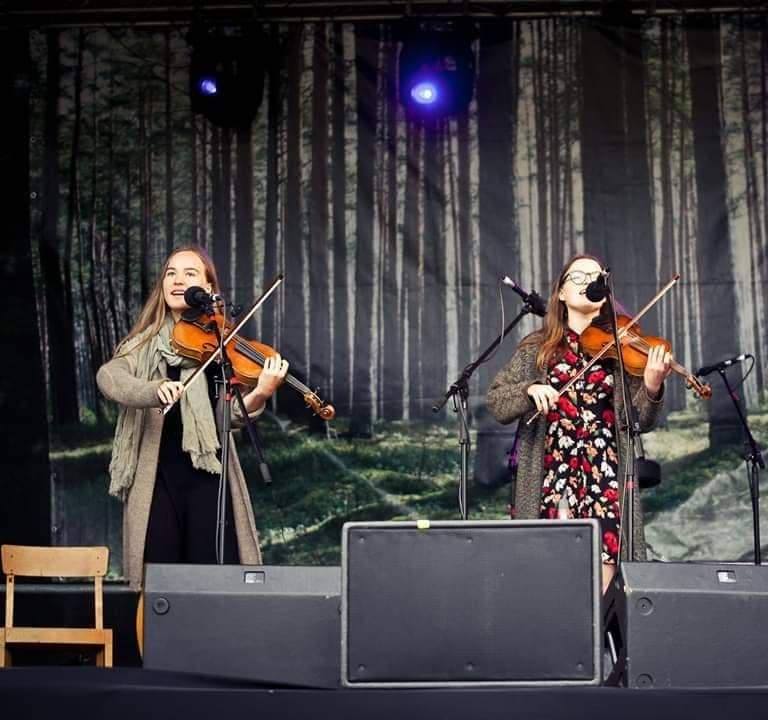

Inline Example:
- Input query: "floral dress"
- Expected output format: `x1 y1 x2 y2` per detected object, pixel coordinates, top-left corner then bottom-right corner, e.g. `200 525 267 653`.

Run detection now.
539 329 621 563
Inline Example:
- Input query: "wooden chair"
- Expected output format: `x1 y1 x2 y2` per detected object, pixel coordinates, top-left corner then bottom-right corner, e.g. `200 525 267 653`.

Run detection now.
0 545 113 667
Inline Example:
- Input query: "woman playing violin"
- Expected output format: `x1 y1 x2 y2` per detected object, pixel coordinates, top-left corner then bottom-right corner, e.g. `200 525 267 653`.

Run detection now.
486 254 673 594
96 246 288 589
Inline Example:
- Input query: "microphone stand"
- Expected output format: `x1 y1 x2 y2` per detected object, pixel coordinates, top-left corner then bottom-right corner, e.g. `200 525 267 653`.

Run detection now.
210 301 234 564
173 275 284 564
713 367 764 564
209 303 275 563
600 282 640 564
433 302 540 520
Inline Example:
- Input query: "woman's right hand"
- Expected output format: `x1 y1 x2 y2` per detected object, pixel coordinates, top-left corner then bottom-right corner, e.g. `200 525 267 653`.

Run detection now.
157 380 185 406
526 383 560 414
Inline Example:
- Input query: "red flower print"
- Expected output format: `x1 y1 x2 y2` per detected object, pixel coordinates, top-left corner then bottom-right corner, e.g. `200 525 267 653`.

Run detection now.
603 530 619 556
547 506 558 519
602 409 615 426
588 369 606 384
581 458 592 474
604 488 619 503
547 411 560 423
558 396 579 419
578 485 587 499
544 454 555 469
564 350 579 365
576 427 589 440
569 457 580 469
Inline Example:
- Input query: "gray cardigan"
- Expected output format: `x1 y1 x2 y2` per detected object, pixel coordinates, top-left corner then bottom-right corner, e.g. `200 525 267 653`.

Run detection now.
486 342 664 560
97 350 262 589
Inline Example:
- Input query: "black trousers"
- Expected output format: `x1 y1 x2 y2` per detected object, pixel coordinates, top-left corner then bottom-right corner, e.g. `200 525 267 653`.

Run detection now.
144 467 239 564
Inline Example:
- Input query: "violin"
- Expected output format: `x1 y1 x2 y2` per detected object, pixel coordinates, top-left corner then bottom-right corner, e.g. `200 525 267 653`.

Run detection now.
171 310 335 420
580 314 712 400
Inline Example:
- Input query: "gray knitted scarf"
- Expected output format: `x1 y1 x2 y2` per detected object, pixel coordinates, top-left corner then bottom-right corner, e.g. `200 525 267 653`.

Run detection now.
108 316 221 499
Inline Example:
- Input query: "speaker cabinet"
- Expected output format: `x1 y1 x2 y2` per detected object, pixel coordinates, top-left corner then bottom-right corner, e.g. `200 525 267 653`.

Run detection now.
342 520 602 687
604 562 768 688
143 564 340 687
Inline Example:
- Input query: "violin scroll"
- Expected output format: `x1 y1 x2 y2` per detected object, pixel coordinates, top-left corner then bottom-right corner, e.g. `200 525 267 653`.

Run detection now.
686 376 712 400
304 392 336 421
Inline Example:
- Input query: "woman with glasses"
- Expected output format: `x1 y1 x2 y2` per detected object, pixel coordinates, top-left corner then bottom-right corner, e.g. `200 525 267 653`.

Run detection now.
486 254 672 593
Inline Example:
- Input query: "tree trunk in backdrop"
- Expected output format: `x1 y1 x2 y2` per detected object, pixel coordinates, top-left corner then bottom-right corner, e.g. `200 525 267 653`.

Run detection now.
40 30 79 424
350 24 378 435
381 30 403 420
164 28 175 254
309 23 331 397
282 26 306 376
403 122 422 420
235 124 255 334
262 27 282 349
686 14 742 447
477 22 518 393
331 23 350 414
581 15 656 328
420 120 448 418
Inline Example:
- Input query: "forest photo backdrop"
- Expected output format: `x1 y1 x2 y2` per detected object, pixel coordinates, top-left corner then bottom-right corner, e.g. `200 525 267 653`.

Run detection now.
14 13 768 575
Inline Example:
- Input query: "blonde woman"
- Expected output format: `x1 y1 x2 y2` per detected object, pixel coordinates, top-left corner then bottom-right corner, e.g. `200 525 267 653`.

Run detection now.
487 254 672 593
97 246 288 589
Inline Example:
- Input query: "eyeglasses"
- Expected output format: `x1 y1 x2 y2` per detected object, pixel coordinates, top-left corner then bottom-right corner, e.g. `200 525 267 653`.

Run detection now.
563 270 602 286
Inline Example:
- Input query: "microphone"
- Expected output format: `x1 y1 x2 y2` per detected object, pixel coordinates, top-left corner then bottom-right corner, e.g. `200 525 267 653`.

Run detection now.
585 269 610 302
696 353 750 377
183 286 223 308
501 276 547 317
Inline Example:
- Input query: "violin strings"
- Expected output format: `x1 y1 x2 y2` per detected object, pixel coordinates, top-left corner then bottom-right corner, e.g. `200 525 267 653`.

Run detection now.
622 332 705 390
233 338 312 395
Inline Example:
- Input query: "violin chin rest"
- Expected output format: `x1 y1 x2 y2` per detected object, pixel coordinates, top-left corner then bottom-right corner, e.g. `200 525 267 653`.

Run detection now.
181 307 205 322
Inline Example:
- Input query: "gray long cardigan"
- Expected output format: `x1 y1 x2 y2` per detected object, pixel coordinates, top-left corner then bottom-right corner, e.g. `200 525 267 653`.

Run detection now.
486 342 664 560
97 351 262 589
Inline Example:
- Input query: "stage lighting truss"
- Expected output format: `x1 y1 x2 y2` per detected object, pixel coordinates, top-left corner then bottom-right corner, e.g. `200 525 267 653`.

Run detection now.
189 25 265 130
397 19 476 119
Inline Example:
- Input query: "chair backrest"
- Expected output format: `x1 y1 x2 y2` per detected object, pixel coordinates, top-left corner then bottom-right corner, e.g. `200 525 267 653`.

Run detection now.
2 545 109 630
2 546 109 578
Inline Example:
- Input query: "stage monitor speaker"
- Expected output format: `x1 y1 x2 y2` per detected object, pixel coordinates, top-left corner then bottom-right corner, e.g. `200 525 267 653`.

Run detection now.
604 561 768 688
142 564 340 688
341 520 602 687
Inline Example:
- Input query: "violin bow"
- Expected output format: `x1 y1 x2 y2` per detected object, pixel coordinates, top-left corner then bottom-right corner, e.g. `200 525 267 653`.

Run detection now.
160 274 284 415
525 273 680 426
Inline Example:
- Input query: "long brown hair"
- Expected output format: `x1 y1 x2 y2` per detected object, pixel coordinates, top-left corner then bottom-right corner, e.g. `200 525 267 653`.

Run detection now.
115 245 220 357
520 253 603 370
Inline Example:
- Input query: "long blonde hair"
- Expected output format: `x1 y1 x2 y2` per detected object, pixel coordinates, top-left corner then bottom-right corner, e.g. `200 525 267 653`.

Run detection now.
520 253 604 370
115 245 220 357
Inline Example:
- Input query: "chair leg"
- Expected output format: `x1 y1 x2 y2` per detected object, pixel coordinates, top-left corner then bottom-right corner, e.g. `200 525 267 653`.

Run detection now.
104 638 113 668
95 648 104 667
0 631 8 668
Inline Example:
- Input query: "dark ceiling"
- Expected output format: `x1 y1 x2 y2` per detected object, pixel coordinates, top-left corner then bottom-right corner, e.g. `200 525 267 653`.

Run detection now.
2 0 766 26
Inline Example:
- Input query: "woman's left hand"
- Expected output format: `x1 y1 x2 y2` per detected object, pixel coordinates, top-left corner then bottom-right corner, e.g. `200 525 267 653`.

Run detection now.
242 353 289 414
644 344 672 398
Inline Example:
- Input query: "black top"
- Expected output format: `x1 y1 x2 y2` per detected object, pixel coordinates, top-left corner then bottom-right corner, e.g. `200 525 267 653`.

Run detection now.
158 362 222 474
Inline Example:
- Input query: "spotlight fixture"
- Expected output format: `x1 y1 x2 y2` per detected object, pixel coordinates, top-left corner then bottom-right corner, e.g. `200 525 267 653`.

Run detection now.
398 20 476 119
189 25 265 129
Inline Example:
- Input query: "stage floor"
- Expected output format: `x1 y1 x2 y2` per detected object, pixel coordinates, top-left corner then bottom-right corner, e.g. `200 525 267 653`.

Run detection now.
0 668 766 720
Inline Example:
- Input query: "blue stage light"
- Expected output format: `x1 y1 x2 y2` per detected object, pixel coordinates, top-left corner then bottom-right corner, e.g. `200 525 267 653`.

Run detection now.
198 77 218 96
397 20 476 119
410 81 439 105
189 25 265 129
